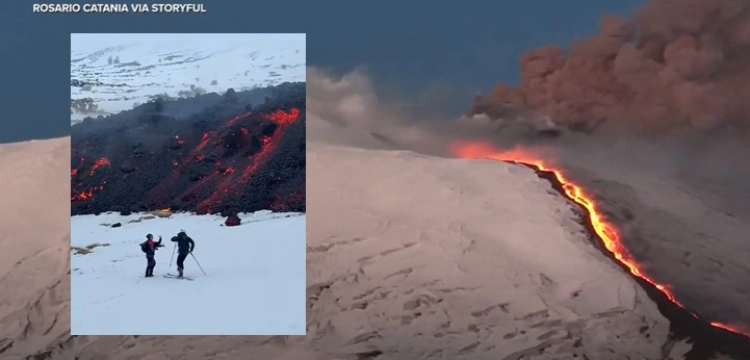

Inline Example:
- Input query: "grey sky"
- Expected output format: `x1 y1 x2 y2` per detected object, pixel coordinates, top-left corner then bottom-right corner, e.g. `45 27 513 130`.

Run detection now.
1 0 644 143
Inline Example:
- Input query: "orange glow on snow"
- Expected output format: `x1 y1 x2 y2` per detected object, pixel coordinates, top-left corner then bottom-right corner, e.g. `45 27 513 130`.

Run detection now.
450 140 749 338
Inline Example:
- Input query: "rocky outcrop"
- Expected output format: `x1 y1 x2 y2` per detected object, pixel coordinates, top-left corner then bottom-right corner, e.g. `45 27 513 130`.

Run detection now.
224 214 241 227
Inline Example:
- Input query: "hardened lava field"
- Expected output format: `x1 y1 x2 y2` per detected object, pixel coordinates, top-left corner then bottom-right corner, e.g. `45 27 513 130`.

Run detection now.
71 82 306 216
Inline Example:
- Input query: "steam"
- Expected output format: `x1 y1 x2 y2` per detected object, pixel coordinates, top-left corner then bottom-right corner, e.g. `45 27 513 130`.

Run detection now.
307 57 750 331
307 68 519 156
472 0 750 138
306 0 750 181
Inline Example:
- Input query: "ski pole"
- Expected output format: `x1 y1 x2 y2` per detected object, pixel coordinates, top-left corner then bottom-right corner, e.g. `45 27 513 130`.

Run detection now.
190 252 207 275
169 243 176 267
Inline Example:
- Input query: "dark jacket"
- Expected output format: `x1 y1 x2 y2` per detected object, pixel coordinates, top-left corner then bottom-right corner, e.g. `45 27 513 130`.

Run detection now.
171 232 195 254
144 238 163 256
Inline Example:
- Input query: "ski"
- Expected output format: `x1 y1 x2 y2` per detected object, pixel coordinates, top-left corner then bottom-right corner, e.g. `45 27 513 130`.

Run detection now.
163 273 194 281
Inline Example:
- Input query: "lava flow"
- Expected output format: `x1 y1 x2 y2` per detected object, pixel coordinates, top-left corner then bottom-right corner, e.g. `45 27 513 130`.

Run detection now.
70 82 306 216
450 140 750 340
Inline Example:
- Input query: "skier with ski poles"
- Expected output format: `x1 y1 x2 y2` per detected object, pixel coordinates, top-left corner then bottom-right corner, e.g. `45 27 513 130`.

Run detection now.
139 234 163 278
170 230 195 278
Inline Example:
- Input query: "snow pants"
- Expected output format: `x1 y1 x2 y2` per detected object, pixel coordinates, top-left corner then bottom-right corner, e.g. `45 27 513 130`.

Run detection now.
146 254 156 275
176 251 188 270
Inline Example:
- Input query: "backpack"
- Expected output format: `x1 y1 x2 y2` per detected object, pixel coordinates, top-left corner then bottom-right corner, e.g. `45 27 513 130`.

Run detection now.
140 241 150 253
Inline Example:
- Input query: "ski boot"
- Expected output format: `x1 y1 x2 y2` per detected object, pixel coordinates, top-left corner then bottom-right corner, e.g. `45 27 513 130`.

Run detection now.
177 267 184 278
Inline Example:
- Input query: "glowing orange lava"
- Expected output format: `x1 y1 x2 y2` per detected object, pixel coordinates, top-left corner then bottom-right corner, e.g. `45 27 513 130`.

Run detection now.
450 140 749 338
71 181 106 201
264 107 300 125
197 132 211 150
225 111 252 127
196 107 301 212
89 157 111 176
71 155 108 201
240 108 300 180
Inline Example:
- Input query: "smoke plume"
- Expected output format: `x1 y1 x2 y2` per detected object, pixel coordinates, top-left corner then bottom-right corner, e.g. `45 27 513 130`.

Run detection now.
307 6 750 327
471 0 750 138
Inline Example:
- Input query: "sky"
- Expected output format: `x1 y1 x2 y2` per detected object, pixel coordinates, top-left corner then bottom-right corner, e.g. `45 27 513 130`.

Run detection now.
70 33 304 55
0 0 644 143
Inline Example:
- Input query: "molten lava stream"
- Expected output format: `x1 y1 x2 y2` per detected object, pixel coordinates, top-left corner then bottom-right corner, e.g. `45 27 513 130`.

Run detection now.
450 141 749 338
195 108 300 212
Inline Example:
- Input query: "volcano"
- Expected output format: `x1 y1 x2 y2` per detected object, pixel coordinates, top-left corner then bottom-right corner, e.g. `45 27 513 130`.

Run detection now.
451 141 750 359
71 82 306 216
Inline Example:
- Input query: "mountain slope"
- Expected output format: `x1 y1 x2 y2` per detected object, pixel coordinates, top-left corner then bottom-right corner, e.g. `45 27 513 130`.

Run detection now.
71 82 306 216
71 33 306 123
0 136 730 359
71 211 306 335
0 138 71 360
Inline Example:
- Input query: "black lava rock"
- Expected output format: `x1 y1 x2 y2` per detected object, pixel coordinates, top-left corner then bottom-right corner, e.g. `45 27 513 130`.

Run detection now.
224 214 241 227
71 82 306 216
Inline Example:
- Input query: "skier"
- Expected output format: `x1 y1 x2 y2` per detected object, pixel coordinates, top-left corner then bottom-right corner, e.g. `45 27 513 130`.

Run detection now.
139 234 163 277
171 230 195 278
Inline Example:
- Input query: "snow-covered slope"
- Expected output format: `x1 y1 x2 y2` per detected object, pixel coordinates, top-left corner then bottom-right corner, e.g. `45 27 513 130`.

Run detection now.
0 142 731 358
70 210 306 336
70 33 306 123
301 142 691 359
0 137 72 360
